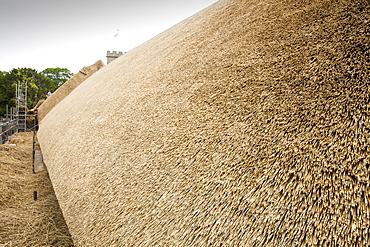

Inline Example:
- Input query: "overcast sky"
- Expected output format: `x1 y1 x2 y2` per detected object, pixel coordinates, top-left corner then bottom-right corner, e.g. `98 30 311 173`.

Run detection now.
0 0 219 73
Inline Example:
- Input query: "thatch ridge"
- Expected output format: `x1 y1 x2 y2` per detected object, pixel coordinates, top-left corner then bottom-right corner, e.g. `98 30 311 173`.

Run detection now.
37 60 105 122
38 0 369 246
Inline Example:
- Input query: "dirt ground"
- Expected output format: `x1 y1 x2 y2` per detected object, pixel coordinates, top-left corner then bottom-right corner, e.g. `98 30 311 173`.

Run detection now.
0 131 73 247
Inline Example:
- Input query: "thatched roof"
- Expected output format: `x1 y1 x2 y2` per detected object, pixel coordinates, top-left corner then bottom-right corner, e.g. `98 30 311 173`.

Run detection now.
38 0 370 246
37 60 105 122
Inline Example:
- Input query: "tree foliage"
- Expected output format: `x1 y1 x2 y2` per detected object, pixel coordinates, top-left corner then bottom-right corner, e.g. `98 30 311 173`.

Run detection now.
42 68 73 88
0 71 16 116
0 67 73 117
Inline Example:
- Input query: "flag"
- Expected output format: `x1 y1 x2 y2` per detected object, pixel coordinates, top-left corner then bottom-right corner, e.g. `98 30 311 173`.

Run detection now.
114 29 119 37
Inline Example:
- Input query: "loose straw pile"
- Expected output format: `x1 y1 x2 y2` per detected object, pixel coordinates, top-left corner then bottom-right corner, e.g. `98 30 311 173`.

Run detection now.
38 0 369 246
0 132 73 246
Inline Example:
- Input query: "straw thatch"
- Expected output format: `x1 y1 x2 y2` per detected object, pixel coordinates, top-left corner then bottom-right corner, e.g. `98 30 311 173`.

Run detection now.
0 132 73 246
37 60 105 122
38 0 369 246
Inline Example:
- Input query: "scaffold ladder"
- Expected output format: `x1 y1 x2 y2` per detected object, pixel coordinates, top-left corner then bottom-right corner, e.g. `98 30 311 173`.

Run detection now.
16 81 27 132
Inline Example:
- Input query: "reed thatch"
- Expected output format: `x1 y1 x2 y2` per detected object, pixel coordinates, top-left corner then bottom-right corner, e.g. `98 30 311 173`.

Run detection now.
38 0 369 246
37 60 105 122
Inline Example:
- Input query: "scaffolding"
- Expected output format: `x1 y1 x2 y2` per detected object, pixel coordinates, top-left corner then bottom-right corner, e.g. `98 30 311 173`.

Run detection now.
16 81 27 132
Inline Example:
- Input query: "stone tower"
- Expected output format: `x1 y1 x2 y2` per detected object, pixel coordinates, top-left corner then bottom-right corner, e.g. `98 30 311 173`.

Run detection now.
106 50 124 64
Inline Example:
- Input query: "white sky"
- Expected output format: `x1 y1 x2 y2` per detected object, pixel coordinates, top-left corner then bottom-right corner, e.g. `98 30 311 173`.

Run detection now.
0 0 219 73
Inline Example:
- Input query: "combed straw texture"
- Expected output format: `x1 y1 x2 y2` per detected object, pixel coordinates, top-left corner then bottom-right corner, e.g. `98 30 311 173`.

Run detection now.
0 132 73 246
37 60 105 122
38 0 369 246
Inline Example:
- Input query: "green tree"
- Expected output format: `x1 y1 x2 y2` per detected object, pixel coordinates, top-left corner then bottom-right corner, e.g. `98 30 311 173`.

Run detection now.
8 68 49 109
0 67 73 117
42 68 73 89
0 70 15 116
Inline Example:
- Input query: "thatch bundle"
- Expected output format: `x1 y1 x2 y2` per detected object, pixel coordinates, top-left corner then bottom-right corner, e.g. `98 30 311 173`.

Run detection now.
38 0 369 246
37 60 105 122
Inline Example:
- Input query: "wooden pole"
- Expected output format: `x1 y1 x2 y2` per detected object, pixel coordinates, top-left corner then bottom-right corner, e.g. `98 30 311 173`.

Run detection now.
6 104 8 122
32 130 36 174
